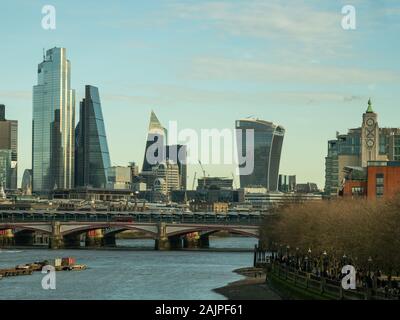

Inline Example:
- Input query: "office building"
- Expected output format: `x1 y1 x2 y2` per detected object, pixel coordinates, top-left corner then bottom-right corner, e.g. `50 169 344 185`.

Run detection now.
0 150 11 189
296 183 319 194
325 99 400 196
341 161 400 200
166 144 187 190
0 104 18 189
32 47 75 192
278 174 296 193
235 118 285 191
75 85 111 188
197 177 233 190
107 166 132 190
151 160 180 195
21 169 33 195
142 111 167 173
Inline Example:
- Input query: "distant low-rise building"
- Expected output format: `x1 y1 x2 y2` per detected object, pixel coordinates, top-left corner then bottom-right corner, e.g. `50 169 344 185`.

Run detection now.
278 174 296 192
190 201 229 213
241 187 322 210
107 166 132 190
296 183 319 194
341 161 400 199
197 177 233 190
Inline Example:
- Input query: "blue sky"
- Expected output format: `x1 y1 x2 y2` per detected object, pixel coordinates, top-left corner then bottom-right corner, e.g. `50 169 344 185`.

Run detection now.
1 0 400 189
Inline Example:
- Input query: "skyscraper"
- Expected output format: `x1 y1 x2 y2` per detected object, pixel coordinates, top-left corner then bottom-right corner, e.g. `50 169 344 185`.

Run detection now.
142 111 167 173
75 85 111 188
0 104 18 190
21 169 33 195
235 119 285 191
166 144 187 190
32 47 75 192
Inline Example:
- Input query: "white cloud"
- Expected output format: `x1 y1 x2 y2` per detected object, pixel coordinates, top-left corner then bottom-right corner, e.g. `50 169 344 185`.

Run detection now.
187 56 400 84
167 0 347 55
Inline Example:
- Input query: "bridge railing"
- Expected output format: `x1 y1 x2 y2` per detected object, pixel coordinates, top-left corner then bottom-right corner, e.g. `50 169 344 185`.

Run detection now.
0 211 262 225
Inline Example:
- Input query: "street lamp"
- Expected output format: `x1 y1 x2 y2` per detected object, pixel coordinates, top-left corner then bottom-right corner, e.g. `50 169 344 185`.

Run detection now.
368 256 373 276
322 251 328 276
342 254 347 266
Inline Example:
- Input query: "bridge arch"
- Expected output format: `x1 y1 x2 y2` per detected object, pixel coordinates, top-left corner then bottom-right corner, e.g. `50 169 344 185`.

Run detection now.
0 224 52 235
60 223 158 238
166 226 259 239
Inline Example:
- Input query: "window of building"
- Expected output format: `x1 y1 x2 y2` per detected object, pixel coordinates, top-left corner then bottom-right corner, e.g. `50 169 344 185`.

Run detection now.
376 173 384 197
351 187 364 196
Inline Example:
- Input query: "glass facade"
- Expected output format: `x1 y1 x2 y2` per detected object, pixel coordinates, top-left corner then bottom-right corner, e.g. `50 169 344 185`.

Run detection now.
235 119 285 191
324 130 360 195
75 85 111 188
166 144 187 190
21 169 33 193
32 47 75 192
0 149 11 188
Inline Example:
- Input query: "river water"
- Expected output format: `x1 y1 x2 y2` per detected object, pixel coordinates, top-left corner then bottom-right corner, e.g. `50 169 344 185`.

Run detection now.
0 237 257 300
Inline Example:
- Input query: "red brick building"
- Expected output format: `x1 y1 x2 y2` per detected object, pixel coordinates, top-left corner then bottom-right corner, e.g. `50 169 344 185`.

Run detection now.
341 161 400 199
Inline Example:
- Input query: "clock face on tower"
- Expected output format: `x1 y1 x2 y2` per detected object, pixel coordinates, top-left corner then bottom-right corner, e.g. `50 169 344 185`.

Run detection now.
366 118 375 126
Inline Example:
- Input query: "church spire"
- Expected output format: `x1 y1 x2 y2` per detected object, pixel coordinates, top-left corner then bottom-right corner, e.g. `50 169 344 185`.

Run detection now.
366 98 374 113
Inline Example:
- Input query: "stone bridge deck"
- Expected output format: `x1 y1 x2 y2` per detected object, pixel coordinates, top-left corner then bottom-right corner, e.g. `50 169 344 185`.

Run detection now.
0 220 259 250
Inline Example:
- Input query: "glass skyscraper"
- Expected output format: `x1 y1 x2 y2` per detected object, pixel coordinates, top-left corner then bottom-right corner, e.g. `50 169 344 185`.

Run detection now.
32 47 75 192
235 119 285 191
75 85 111 188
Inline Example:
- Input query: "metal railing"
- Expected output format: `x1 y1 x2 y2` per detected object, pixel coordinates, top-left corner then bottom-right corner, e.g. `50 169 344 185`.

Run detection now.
0 211 262 225
270 262 398 300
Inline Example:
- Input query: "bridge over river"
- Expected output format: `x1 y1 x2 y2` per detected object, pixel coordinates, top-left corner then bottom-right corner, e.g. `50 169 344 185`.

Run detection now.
0 211 261 250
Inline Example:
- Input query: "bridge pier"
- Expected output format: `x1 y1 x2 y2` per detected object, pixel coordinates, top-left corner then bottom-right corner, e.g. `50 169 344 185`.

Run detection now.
0 229 14 247
49 221 64 249
155 238 170 250
155 222 183 250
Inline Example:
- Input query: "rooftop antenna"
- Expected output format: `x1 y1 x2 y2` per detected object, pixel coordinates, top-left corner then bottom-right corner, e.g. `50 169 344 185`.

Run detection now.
43 48 45 61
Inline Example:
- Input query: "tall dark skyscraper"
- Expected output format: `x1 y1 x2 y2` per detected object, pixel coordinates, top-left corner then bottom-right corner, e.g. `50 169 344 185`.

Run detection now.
75 85 111 188
142 111 167 173
0 104 5 121
167 144 187 190
235 118 285 191
32 47 75 192
0 104 18 190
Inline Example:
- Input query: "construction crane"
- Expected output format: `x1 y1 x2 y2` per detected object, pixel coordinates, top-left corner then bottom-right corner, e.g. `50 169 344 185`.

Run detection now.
192 172 197 190
198 160 206 189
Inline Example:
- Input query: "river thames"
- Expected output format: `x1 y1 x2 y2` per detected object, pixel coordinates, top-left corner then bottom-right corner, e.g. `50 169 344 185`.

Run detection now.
0 237 257 299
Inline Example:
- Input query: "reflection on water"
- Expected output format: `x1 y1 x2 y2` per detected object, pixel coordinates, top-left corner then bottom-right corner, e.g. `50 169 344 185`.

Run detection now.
0 237 257 300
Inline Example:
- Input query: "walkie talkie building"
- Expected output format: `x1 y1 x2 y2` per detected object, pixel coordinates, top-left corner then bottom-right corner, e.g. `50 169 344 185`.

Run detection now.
236 119 285 191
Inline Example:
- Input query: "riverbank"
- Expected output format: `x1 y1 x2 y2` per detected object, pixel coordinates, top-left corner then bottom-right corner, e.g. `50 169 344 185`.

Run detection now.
214 267 282 300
